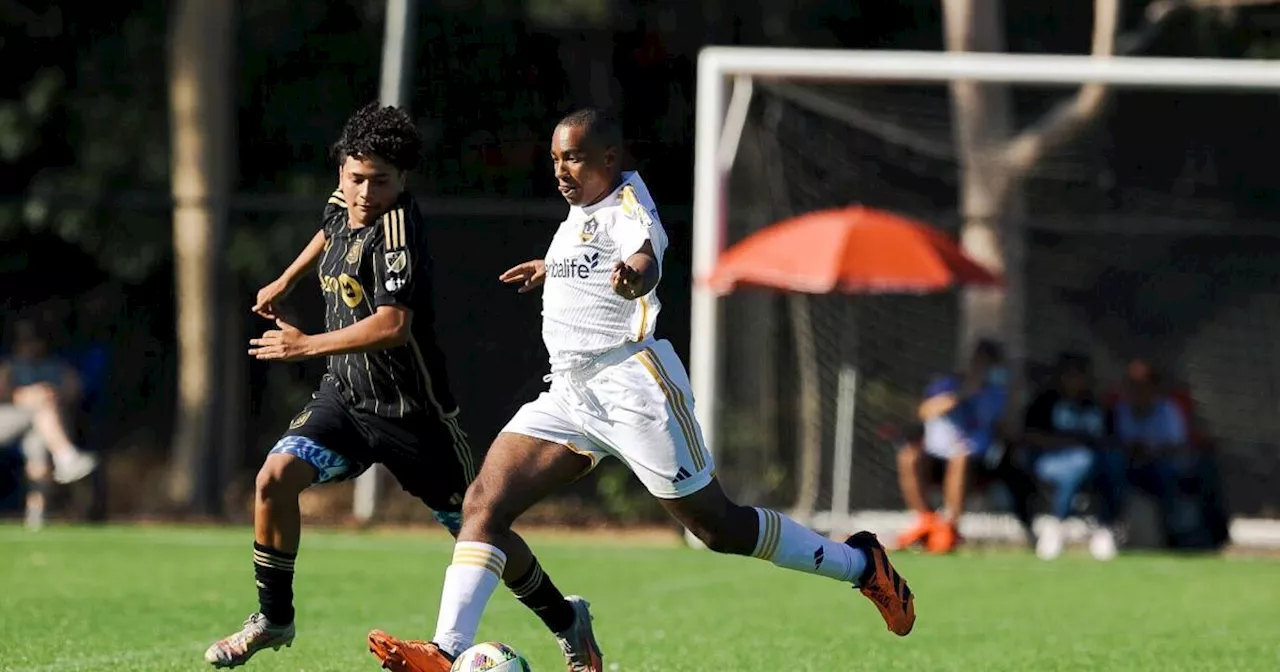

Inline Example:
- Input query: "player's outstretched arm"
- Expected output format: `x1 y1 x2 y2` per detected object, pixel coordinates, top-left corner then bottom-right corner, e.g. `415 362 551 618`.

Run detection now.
610 240 659 300
252 229 328 319
248 307 412 362
499 259 546 294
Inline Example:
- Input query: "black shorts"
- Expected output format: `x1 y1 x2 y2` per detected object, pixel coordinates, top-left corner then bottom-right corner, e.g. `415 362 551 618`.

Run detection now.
271 386 475 514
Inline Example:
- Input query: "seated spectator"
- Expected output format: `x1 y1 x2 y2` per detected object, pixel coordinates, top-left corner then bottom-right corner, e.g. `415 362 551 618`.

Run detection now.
1022 352 1105 561
1095 360 1223 552
895 339 1012 553
0 318 98 530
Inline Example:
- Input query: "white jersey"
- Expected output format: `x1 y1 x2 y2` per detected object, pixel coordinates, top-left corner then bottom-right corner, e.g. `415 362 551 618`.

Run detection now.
541 171 667 372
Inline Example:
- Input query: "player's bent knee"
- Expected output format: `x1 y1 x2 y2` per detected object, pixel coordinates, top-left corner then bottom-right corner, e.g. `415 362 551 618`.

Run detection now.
662 483 757 555
459 479 513 535
255 452 315 502
685 507 757 556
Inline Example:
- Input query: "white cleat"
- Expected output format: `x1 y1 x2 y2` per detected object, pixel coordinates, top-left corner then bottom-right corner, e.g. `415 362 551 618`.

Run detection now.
53 450 98 485
555 596 604 672
1036 519 1065 561
204 613 295 668
1089 527 1118 561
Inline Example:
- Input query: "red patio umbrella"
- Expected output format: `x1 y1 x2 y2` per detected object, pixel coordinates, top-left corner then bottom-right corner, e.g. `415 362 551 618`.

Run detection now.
705 205 1000 295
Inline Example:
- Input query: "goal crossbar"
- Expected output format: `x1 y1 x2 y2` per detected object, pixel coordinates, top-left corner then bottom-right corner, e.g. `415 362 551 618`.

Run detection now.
690 47 1280 535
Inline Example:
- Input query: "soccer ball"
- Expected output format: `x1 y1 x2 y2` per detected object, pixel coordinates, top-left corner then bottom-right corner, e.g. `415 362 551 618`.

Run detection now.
449 642 532 672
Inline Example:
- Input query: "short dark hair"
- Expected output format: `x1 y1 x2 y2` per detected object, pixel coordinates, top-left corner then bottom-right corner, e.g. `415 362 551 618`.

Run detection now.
331 102 423 172
556 107 623 150
973 338 1004 364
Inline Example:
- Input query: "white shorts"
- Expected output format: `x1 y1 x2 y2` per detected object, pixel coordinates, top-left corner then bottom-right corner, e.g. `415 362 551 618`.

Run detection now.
501 339 715 499
922 417 963 460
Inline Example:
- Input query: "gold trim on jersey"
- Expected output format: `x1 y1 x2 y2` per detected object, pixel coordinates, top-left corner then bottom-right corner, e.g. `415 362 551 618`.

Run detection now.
382 207 407 251
408 336 475 480
620 184 640 217
366 255 409 417
637 348 707 473
328 188 346 207
634 297 649 342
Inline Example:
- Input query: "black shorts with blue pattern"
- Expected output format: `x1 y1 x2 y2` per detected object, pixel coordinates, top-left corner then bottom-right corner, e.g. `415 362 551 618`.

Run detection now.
270 383 475 520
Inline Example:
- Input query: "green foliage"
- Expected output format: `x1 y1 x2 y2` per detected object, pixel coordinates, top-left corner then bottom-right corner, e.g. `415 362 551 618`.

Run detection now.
4 7 171 282
594 462 666 523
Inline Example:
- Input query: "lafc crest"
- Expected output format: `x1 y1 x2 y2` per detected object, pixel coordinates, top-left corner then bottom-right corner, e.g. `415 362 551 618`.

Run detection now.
345 238 364 265
289 410 311 430
579 218 599 243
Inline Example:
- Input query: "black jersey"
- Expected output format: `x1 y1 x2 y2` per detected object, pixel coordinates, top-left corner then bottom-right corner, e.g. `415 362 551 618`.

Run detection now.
314 188 458 420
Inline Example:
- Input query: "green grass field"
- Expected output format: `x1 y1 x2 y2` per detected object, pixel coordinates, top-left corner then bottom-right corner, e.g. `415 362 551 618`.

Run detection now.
0 524 1276 671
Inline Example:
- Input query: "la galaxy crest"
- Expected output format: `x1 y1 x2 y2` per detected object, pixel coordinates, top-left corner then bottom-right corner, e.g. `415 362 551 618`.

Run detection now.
579 218 599 243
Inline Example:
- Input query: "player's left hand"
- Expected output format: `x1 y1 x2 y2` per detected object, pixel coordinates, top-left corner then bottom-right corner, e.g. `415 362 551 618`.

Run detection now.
249 318 312 362
610 261 645 300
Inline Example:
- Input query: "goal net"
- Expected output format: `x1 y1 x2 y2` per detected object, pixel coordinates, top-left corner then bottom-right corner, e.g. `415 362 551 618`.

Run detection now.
692 49 1280 542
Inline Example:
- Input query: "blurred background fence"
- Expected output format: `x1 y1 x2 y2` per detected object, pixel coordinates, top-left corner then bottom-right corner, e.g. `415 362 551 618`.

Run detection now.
4 0 1280 529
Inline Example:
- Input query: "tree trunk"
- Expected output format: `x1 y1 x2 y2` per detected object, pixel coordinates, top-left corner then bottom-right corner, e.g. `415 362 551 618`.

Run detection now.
168 0 234 515
943 0 1026 369
945 0 1122 377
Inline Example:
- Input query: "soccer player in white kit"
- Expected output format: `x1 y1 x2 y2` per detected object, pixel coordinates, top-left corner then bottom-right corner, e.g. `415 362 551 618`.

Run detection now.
368 109 916 672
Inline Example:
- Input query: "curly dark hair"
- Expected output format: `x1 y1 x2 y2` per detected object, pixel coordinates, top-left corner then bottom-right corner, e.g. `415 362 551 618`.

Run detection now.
331 102 423 171
556 107 622 150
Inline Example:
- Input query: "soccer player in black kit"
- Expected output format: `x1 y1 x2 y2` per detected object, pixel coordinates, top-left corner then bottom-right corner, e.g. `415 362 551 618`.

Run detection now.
205 103 592 668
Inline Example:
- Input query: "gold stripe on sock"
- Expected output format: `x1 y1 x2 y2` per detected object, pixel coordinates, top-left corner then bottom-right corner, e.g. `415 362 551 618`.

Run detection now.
509 563 545 598
753 509 780 561
253 551 296 572
765 510 783 560
452 547 506 578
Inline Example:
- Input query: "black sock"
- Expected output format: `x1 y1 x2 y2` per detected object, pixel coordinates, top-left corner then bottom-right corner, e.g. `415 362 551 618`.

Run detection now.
506 557 576 634
253 542 297 626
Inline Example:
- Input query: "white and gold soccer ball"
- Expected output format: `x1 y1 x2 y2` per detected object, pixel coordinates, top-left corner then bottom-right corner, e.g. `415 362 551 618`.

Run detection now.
449 642 532 672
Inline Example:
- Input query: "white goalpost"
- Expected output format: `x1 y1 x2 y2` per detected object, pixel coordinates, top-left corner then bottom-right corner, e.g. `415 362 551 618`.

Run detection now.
690 47 1280 544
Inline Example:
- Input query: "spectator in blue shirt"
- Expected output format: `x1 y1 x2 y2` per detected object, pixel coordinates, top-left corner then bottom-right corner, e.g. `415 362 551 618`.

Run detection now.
896 339 1009 553
1094 360 1203 554
0 318 98 530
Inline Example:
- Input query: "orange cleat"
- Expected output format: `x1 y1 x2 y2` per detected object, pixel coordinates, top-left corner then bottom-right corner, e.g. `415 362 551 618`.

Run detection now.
895 512 939 550
846 531 916 636
926 519 959 554
367 630 453 672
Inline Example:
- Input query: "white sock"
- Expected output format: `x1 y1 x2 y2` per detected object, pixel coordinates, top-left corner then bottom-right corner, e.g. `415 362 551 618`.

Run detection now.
751 508 867 583
432 542 507 657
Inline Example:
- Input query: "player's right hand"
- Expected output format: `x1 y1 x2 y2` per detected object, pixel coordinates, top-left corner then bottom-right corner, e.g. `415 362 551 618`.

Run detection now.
499 259 546 294
252 278 292 319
